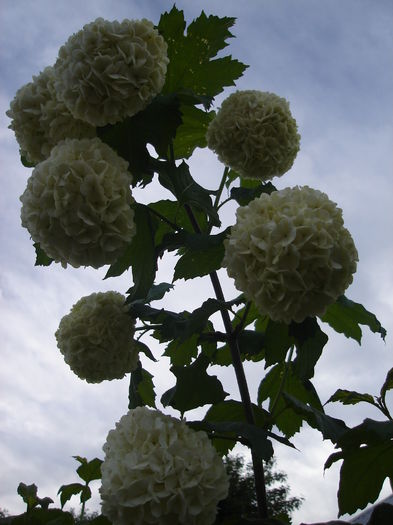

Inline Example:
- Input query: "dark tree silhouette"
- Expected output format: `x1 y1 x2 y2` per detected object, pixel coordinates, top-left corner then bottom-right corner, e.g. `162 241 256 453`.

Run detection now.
216 455 303 524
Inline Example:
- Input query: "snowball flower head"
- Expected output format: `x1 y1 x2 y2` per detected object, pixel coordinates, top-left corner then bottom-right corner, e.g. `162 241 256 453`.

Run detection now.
224 186 358 323
55 291 138 383
6 66 95 165
206 90 300 180
54 18 169 126
100 407 229 525
20 137 136 268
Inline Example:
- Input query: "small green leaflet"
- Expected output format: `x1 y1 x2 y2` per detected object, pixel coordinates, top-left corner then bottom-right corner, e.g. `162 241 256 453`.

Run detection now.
173 105 216 159
157 161 220 226
73 456 102 484
258 364 324 438
161 354 228 415
158 6 248 99
128 363 156 409
97 94 182 185
326 389 376 408
321 295 386 343
33 243 53 267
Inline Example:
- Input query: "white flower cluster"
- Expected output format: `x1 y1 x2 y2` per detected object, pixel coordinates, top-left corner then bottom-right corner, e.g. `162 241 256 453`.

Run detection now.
224 186 358 323
55 291 138 383
100 407 229 525
6 66 95 165
206 90 300 180
20 138 136 268
54 18 169 127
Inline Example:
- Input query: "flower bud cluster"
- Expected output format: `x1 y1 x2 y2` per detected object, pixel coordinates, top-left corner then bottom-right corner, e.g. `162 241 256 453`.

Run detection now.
224 186 358 323
54 18 169 126
20 138 136 268
6 66 95 165
100 407 229 525
55 291 138 383
207 90 300 180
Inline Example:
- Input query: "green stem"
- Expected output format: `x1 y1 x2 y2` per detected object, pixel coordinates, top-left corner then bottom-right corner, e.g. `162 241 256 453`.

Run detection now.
217 196 232 211
184 203 269 520
134 324 162 331
213 166 229 210
80 498 86 521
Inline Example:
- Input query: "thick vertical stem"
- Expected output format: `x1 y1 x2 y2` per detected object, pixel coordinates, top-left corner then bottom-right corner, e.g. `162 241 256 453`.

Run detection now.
184 204 269 519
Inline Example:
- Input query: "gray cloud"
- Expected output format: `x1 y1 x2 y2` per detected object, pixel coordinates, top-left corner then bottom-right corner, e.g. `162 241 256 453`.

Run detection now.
1 1 392 523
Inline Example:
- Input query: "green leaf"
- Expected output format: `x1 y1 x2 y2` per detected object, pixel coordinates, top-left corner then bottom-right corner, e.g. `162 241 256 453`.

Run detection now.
161 354 228 414
129 299 226 344
33 243 53 267
108 204 158 302
128 363 156 409
230 182 276 206
137 369 156 408
238 330 266 362
130 282 174 306
73 457 102 484
380 368 393 401
159 7 247 99
258 365 324 437
97 94 182 185
211 330 266 367
173 243 224 280
57 483 84 509
145 283 174 303
190 419 274 461
337 441 393 516
204 400 269 427
337 418 393 449
321 295 387 344
232 301 262 330
173 105 215 159
164 334 199 366
172 229 229 281
290 318 328 380
283 393 348 443
133 340 157 362
20 154 36 168
148 199 208 246
157 161 220 226
326 389 376 408
264 321 294 367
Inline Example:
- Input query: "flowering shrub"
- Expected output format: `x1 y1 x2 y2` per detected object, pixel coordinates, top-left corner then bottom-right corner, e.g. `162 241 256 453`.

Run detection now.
206 90 300 180
100 407 229 525
54 18 169 126
20 137 136 268
224 186 358 323
6 66 95 165
7 7 388 524
55 291 138 383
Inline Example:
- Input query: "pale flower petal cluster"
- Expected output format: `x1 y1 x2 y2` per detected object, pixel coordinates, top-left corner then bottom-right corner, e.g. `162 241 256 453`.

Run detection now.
55 291 138 383
100 407 229 525
224 186 358 323
206 90 300 180
6 66 95 165
20 137 136 268
54 18 169 126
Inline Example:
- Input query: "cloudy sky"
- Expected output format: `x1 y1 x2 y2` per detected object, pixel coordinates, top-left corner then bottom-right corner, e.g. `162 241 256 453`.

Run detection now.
1 0 392 523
